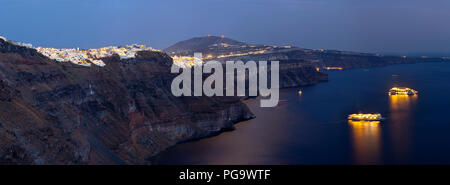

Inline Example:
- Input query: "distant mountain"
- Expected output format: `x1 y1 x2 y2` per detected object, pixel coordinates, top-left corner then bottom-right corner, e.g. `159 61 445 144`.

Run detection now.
166 35 449 70
165 36 246 50
164 35 269 56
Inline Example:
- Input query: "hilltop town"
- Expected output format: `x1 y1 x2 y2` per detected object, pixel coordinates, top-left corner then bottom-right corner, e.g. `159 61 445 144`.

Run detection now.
36 44 160 67
1 35 161 67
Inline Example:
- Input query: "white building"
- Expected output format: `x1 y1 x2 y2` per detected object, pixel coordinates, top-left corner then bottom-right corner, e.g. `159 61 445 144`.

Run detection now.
34 44 159 67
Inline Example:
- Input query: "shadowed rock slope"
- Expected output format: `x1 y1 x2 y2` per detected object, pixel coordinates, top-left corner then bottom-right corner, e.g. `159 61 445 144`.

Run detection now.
0 39 254 164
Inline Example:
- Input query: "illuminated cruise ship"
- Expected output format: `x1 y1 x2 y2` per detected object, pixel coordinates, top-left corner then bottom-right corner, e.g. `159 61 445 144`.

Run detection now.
348 113 383 121
389 87 418 95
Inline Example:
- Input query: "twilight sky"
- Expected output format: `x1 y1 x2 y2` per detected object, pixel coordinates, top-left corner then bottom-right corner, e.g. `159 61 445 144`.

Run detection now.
1 0 449 56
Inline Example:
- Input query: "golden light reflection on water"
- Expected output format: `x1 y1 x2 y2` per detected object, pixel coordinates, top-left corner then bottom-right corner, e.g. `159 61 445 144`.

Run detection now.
389 94 418 111
388 94 417 162
349 120 382 164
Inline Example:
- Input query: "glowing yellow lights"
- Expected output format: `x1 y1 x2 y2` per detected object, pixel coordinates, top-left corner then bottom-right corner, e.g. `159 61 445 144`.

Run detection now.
348 120 381 127
326 66 343 70
35 44 159 67
298 90 302 95
171 56 203 67
348 114 383 121
389 87 418 95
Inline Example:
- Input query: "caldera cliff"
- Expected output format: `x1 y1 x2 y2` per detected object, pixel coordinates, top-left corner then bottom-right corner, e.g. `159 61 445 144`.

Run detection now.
0 39 256 164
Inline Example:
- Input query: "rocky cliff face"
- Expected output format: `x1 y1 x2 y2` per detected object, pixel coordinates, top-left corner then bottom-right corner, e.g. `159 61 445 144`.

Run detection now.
0 39 254 164
278 60 328 88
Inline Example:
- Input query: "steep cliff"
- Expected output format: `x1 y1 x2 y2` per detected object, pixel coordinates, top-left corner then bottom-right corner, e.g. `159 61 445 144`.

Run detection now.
278 60 328 88
0 39 254 164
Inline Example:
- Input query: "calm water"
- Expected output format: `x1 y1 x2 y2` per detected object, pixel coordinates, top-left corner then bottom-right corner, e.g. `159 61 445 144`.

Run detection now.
156 62 450 165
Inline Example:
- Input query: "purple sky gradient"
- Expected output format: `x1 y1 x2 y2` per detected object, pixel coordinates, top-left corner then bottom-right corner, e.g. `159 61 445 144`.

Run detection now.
1 0 449 56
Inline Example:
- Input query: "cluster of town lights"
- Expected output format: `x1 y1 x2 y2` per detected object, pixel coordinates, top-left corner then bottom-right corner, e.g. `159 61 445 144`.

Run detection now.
1 35 160 67
36 44 160 67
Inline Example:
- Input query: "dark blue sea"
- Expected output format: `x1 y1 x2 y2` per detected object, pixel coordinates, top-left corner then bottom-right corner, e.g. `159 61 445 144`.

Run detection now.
156 62 450 165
